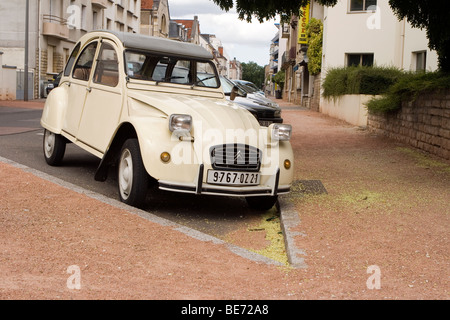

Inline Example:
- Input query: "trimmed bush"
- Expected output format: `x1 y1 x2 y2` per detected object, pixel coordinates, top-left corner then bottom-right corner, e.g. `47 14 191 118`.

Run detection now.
366 71 450 113
322 66 404 99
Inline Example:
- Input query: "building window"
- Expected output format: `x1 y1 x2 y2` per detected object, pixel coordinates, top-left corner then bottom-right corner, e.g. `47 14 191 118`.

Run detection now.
346 53 374 67
414 51 427 72
349 0 377 12
47 45 55 73
81 5 87 30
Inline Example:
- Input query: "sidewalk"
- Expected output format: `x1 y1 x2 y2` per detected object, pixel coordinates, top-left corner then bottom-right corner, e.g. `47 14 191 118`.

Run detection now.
0 99 45 110
0 98 449 299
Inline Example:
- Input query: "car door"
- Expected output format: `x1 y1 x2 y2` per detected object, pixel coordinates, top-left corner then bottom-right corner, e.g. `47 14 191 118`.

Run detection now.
63 41 99 138
76 40 123 153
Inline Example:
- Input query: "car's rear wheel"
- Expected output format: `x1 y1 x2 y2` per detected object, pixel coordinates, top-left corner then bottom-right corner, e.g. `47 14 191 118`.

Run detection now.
118 138 149 208
245 195 278 211
43 129 66 166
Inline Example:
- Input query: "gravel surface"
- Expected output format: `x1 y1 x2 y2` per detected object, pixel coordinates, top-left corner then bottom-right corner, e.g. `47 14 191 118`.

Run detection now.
0 99 448 300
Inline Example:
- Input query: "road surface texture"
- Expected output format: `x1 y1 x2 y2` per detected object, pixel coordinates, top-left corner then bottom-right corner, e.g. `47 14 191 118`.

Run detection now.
0 98 448 300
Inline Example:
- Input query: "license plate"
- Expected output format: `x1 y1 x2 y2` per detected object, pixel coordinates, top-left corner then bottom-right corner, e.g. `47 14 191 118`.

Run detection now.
207 170 260 186
259 120 272 127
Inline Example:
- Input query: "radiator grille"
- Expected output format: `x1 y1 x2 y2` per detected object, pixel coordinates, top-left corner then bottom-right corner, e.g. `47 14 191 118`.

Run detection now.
210 144 262 171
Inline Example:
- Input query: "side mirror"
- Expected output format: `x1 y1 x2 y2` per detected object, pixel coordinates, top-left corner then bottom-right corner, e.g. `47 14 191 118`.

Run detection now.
230 86 239 101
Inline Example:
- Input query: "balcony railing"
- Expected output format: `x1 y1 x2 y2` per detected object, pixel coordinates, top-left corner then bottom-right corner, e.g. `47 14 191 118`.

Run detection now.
42 15 68 39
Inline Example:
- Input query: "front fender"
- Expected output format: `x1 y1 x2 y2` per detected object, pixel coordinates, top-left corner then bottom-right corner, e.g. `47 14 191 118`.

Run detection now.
40 85 68 134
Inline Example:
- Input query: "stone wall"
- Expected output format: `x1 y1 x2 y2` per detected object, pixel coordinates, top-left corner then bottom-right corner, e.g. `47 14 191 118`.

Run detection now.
368 89 450 160
309 74 321 111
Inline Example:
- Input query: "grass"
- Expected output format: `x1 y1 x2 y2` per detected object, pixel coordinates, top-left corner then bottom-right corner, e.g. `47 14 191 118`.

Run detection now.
250 208 289 266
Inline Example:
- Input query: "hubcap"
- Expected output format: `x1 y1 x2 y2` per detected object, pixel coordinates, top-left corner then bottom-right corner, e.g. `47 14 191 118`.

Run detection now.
44 131 55 158
119 149 133 200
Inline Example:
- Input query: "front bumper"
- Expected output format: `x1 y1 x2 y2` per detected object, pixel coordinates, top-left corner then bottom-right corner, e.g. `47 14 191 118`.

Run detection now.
158 164 290 197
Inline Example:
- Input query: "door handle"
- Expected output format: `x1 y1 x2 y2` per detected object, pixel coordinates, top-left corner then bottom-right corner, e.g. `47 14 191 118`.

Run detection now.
86 87 92 92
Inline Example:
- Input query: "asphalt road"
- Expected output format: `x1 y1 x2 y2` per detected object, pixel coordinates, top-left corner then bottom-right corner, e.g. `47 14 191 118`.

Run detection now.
0 106 268 239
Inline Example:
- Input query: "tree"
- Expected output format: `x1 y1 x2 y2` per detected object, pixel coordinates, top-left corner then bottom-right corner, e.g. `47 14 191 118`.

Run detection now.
241 62 265 88
211 0 336 22
273 70 285 91
211 0 450 72
306 18 323 75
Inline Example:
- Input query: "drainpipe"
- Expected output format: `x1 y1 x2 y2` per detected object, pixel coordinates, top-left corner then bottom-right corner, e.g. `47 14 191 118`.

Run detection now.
38 0 41 99
400 18 406 69
24 0 29 101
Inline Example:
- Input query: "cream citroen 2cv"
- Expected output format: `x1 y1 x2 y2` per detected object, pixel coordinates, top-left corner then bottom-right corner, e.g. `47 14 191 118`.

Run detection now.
41 31 294 209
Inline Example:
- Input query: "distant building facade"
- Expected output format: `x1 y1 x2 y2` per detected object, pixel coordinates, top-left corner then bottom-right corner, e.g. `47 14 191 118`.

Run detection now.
0 0 140 99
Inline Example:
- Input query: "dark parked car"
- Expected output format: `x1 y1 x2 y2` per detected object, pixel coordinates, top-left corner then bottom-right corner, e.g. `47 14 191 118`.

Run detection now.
46 72 62 95
220 76 283 127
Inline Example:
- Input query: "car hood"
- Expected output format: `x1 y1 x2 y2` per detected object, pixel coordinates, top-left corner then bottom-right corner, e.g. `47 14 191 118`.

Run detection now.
127 89 262 137
230 96 281 118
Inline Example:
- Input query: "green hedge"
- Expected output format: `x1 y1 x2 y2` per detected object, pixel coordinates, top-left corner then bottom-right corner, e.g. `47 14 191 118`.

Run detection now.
322 66 403 99
366 71 450 113
322 66 450 113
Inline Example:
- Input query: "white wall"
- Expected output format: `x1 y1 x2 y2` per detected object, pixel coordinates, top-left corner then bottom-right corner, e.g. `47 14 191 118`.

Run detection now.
322 0 437 72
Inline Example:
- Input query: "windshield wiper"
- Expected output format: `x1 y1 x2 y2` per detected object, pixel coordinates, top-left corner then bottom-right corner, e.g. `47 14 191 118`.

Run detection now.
155 76 185 85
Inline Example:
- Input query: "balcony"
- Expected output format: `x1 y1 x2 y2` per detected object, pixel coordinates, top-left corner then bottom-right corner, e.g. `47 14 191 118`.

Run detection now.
42 15 68 40
92 0 108 9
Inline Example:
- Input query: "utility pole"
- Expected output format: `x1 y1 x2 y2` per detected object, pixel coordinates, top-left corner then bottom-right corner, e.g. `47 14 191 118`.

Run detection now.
24 0 29 101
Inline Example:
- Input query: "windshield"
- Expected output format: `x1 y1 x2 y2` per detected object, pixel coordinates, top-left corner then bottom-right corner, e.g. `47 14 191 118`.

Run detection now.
233 81 255 94
241 81 261 92
125 50 219 88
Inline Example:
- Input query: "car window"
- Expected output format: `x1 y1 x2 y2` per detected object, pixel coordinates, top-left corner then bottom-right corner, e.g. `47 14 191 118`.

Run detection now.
125 50 219 88
63 43 81 77
195 62 218 87
93 43 119 87
72 41 98 81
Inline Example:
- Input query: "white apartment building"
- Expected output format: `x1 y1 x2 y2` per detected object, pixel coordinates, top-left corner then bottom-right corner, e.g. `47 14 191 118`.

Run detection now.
276 0 438 107
322 0 438 72
0 0 140 99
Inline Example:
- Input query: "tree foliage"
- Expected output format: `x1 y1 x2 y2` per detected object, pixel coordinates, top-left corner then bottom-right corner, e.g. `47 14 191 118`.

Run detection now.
211 0 450 72
241 62 265 88
273 70 285 90
211 0 337 22
306 18 323 75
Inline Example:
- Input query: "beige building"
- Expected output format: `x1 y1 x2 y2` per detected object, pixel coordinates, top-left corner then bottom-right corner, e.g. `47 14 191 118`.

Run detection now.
0 0 140 99
140 0 169 38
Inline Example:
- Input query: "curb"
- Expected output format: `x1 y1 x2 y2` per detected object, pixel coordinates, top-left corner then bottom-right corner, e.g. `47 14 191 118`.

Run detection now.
278 196 308 269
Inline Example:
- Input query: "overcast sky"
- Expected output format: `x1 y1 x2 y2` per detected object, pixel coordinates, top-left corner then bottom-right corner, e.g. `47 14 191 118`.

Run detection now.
168 0 279 67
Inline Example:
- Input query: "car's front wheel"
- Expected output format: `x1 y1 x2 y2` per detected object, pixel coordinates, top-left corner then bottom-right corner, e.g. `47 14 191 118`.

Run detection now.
118 138 149 208
245 195 278 211
43 129 66 166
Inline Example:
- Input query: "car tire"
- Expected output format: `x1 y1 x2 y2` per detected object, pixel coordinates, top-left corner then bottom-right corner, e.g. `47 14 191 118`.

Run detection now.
245 195 278 211
43 129 66 166
117 138 149 208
